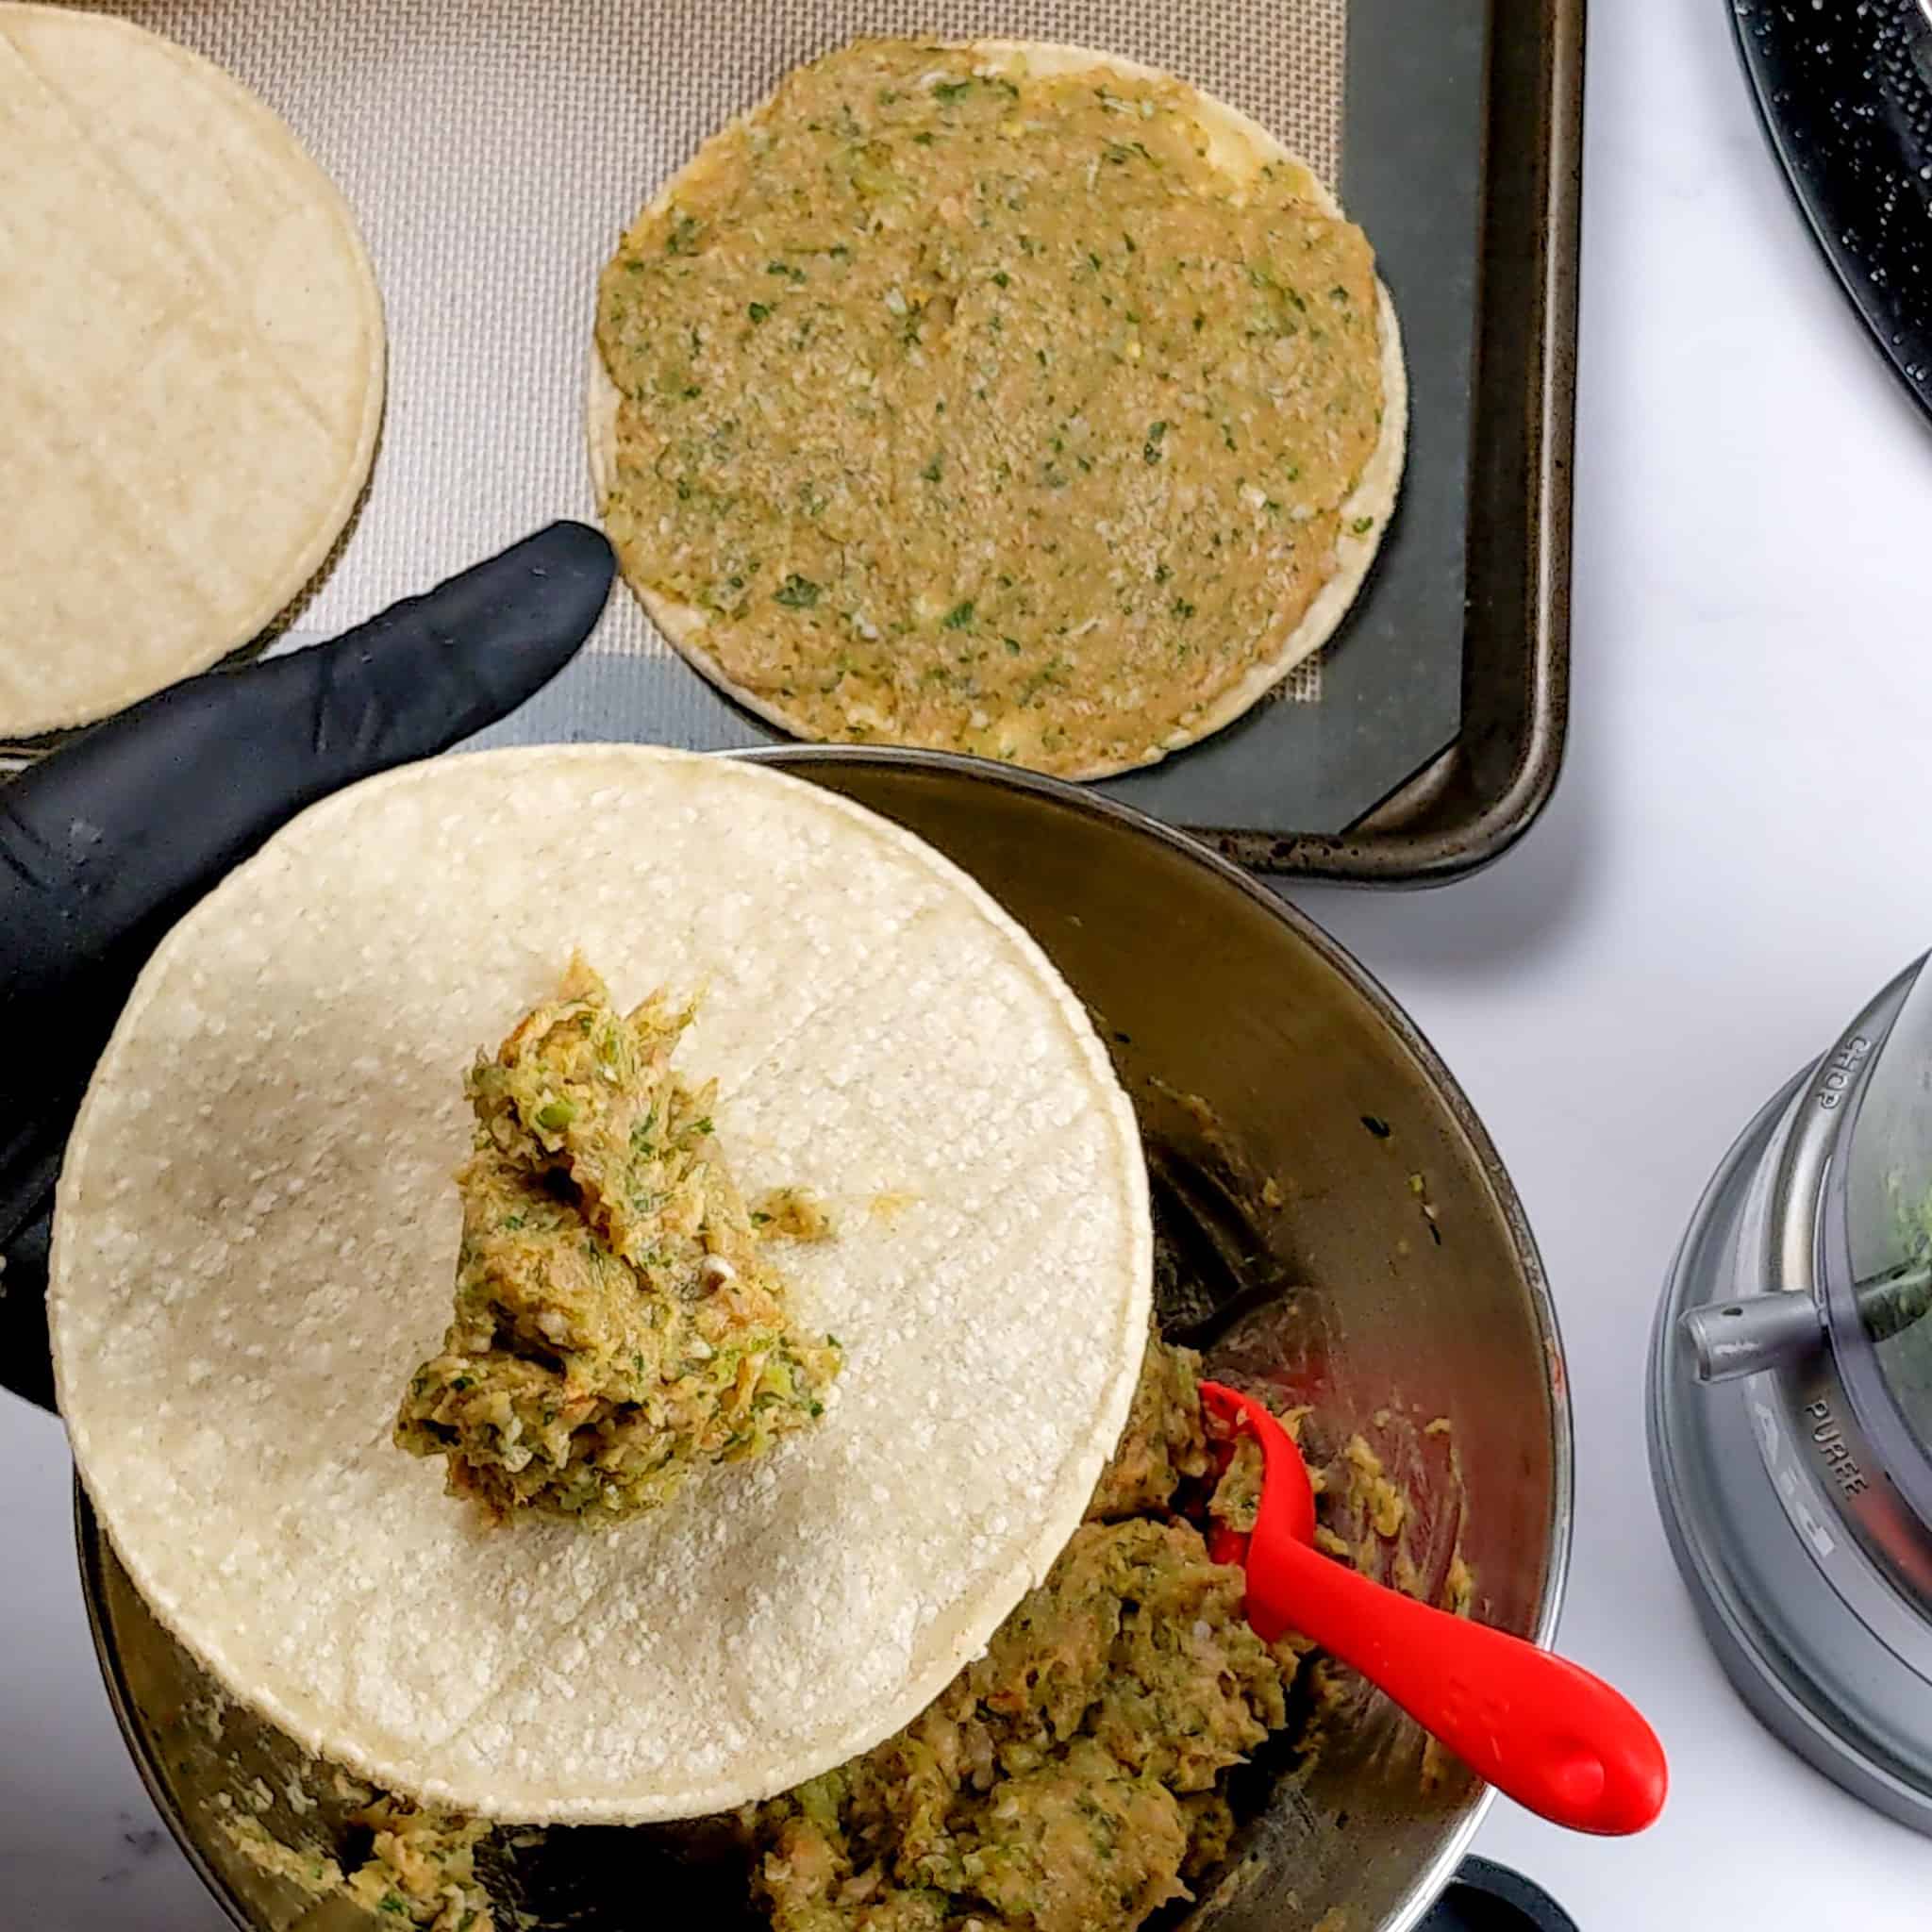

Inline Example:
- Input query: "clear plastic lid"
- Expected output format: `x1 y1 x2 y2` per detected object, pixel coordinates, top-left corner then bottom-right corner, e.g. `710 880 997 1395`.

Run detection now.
1833 955 1932 1504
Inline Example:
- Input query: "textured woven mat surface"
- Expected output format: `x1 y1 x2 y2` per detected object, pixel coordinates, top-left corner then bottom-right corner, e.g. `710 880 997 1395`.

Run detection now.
75 0 1346 718
45 1 1493 841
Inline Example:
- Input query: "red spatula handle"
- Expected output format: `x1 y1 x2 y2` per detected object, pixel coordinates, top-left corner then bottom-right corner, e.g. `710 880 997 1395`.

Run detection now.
1247 1533 1666 1834
1199 1381 1666 1837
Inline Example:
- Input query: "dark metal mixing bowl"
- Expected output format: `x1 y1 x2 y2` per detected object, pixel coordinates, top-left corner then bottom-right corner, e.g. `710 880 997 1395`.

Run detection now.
76 748 1570 1932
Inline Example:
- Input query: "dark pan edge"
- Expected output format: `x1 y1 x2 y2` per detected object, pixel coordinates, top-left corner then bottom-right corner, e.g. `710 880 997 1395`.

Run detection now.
1218 0 1580 883
75 1486 256 1932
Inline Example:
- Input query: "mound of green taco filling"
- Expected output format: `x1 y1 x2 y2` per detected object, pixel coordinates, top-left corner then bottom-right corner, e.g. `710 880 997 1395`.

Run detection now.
395 957 841 1524
747 1338 1298 1932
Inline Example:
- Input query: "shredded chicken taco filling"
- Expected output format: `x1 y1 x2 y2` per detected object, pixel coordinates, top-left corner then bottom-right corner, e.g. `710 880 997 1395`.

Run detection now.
745 1338 1306 1932
396 957 841 1524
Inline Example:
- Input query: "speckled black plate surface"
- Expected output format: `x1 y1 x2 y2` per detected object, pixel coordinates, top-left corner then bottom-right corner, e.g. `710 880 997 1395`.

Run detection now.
1422 1856 1579 1931
1731 0 1932 416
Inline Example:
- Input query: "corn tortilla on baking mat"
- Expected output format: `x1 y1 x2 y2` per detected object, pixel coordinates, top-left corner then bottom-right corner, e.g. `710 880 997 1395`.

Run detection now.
58 0 1483 837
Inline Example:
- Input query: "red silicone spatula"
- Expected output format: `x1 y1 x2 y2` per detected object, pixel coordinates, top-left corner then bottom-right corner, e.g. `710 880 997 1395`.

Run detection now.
1198 1380 1667 1836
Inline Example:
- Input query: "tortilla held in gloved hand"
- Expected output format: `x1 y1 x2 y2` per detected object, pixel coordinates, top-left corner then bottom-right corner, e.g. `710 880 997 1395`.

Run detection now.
48 747 1152 1828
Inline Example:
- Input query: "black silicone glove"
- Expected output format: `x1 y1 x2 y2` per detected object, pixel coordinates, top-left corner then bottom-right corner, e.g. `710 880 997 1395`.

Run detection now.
0 522 616 1411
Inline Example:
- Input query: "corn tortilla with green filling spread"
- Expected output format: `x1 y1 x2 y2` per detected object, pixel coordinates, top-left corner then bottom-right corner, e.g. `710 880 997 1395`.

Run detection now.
49 746 1151 1824
589 38 1406 780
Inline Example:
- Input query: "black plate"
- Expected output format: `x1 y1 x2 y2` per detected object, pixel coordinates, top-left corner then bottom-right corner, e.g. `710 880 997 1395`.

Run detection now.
1422 1856 1578 1931
1731 0 1932 420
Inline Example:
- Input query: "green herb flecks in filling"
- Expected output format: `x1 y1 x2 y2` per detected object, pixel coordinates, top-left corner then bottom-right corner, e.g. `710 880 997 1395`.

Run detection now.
594 39 1388 778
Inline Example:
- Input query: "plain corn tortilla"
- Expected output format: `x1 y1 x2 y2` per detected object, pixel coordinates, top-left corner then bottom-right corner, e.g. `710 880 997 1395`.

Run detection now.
586 38 1407 781
49 747 1152 1825
0 4 384 738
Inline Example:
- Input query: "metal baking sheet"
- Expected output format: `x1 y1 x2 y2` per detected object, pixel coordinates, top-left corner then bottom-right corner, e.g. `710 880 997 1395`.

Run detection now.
26 0 1579 880
1263 0 1581 882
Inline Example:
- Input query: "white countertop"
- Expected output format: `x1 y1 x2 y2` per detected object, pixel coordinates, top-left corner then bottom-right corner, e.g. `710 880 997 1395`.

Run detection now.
10 0 1932 1922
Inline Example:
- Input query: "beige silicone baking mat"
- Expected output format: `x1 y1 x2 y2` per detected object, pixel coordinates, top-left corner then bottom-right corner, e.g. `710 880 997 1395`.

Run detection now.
27 0 1495 842
69 0 1344 715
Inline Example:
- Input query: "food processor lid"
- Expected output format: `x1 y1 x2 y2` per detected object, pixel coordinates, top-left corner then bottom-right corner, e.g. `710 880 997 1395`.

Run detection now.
1824 953 1932 1521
